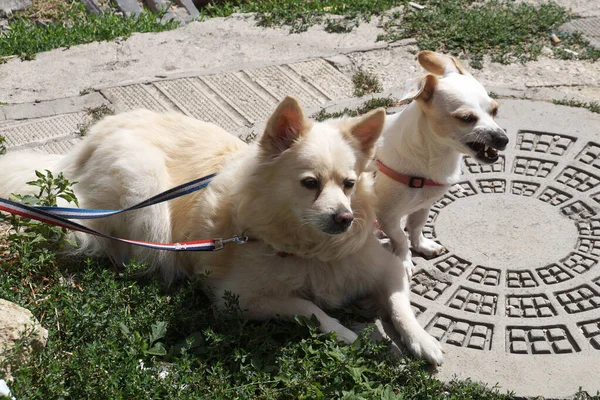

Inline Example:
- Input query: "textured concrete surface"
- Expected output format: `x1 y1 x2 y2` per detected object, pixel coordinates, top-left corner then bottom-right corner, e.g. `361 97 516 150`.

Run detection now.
412 99 600 399
562 17 600 49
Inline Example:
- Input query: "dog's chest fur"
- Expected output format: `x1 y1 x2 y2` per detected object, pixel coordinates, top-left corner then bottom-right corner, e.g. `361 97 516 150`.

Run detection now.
208 243 378 309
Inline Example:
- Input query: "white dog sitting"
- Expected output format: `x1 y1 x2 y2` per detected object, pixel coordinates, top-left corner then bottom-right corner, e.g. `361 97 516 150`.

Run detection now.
375 51 509 279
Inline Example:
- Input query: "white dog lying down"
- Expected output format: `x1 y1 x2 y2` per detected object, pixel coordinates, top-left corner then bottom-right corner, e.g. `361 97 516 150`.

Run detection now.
0 97 445 365
375 51 509 278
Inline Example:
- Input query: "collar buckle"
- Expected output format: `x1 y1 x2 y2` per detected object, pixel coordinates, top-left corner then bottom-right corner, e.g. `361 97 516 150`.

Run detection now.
408 176 426 188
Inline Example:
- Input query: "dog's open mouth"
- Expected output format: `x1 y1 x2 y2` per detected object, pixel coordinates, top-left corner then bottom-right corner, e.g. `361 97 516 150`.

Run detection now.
466 142 499 163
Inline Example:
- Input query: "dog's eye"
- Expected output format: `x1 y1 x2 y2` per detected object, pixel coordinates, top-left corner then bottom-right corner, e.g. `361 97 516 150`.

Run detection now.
301 178 319 190
343 179 355 189
457 114 478 123
491 108 499 117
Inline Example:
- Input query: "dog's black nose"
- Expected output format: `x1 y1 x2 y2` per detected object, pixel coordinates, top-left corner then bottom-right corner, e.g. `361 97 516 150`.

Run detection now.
490 130 509 150
332 210 354 230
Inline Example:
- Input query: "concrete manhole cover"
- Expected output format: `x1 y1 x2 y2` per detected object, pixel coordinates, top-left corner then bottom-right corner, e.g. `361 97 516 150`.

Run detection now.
407 100 600 398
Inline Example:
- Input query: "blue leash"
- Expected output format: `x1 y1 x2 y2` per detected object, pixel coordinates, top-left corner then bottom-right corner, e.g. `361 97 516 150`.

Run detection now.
34 173 216 219
0 172 248 252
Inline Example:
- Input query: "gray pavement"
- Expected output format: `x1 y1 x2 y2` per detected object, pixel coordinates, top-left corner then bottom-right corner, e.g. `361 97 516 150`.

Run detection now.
1 2 600 399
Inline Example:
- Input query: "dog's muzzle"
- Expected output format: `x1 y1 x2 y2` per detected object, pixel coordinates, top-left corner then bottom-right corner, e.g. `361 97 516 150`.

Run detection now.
323 209 354 234
465 128 509 164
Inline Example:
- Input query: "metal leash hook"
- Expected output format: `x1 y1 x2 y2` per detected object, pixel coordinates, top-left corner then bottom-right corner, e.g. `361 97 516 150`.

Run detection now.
214 235 249 251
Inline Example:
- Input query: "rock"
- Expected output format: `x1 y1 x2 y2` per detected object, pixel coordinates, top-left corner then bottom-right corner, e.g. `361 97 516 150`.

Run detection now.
0 0 32 14
0 299 48 378
541 46 553 56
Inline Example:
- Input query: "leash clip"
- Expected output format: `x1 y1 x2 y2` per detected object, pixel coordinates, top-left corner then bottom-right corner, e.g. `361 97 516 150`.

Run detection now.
214 235 249 251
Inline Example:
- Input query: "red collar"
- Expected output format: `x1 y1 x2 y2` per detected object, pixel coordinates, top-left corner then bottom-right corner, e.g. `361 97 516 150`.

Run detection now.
375 159 446 188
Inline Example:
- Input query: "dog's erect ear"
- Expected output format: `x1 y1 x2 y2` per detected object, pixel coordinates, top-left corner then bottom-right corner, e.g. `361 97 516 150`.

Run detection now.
349 108 386 152
399 74 438 104
417 50 470 76
261 96 308 154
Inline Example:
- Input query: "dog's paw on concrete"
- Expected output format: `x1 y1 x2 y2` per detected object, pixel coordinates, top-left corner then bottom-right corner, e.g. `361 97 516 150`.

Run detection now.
412 238 445 259
405 331 445 368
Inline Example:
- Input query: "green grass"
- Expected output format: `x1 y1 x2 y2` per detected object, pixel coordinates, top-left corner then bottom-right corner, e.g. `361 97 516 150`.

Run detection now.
352 69 383 97
552 98 600 114
200 0 404 34
0 171 516 399
378 0 595 69
313 97 397 121
0 2 179 60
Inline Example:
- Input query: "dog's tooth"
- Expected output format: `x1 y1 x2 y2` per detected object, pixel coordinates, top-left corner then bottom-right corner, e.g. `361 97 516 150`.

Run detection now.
484 145 489 151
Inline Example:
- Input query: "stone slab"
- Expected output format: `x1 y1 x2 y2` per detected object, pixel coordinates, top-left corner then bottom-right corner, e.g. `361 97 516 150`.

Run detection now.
113 0 142 16
174 0 199 19
561 17 600 49
80 0 101 15
0 113 85 151
101 84 172 113
154 77 245 132
244 65 328 109
200 73 277 125
0 0 31 13
287 59 353 100
0 93 107 120
144 0 176 21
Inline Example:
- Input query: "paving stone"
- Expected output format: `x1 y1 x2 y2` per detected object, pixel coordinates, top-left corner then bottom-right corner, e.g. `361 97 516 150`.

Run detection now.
201 73 277 125
287 59 353 100
0 113 85 151
144 0 176 20
80 0 101 14
561 17 600 49
113 0 142 15
153 77 244 132
102 84 171 113
244 65 327 109
0 0 32 13
174 0 199 18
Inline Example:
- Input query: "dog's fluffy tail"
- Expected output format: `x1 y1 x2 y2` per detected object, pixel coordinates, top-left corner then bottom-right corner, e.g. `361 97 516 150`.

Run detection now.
0 150 65 199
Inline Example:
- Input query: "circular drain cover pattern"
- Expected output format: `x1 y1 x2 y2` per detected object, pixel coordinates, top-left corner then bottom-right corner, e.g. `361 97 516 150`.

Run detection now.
403 101 600 397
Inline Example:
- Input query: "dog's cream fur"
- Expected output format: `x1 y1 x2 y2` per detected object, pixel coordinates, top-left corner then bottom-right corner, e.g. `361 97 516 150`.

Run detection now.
0 97 444 365
375 51 509 278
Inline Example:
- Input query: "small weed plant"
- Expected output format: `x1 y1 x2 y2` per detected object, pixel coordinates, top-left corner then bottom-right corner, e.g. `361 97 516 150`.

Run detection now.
1 170 78 276
352 69 383 97
313 97 397 121
77 104 114 136
553 98 600 114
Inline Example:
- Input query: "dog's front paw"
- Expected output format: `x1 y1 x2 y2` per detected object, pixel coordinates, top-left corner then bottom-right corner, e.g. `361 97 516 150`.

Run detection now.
405 331 445 367
413 237 445 258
